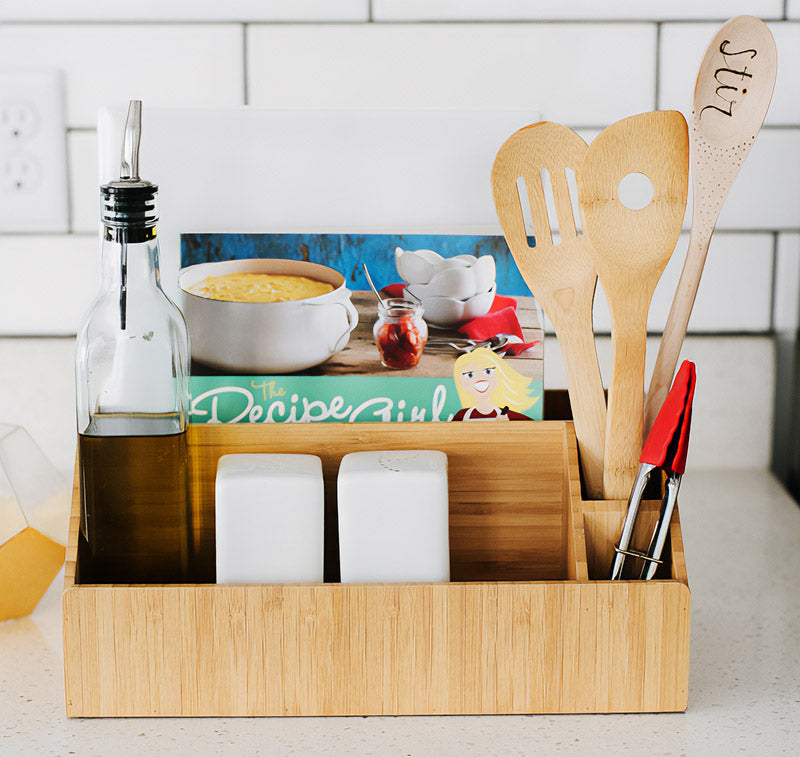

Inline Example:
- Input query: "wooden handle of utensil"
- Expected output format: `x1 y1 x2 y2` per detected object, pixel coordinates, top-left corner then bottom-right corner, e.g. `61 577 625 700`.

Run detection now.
644 229 712 434
559 304 607 500
645 18 776 433
605 319 648 499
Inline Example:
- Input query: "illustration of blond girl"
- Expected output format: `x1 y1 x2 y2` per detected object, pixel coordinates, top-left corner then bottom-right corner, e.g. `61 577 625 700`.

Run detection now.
451 347 540 421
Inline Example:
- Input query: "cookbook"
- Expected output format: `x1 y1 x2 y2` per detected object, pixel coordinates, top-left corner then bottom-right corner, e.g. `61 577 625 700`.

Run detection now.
182 232 544 424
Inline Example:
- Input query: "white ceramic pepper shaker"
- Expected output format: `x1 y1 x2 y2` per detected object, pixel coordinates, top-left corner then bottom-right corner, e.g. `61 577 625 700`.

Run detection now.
337 450 449 583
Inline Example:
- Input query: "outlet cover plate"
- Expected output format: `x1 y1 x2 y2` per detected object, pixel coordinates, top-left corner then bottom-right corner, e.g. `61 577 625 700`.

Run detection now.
0 70 69 232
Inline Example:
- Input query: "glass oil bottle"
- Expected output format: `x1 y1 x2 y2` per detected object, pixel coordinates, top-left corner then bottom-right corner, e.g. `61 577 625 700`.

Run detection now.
75 101 197 584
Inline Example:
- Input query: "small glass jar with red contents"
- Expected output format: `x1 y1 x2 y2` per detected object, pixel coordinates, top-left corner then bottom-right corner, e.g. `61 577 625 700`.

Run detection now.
373 298 428 370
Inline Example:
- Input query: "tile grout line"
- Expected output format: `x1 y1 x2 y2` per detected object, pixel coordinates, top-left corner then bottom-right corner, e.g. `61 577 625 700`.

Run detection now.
654 21 661 110
242 23 249 105
0 18 792 27
366 16 791 25
64 124 74 235
769 231 779 333
62 124 800 134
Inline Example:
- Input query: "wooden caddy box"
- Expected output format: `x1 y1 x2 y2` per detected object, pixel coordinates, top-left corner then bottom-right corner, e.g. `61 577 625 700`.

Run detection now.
63 420 690 717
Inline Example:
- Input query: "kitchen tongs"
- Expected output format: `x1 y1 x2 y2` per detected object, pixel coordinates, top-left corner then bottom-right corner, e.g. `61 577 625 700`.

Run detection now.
610 360 696 580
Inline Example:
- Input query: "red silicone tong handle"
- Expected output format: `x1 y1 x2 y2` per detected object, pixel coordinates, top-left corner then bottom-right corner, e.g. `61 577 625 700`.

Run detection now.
640 360 696 474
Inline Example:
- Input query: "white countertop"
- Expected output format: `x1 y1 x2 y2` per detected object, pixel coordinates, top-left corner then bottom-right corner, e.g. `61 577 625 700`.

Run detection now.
2 469 798 756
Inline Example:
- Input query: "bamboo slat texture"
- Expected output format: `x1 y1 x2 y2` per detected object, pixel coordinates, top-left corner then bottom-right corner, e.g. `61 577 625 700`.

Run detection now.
63 421 690 717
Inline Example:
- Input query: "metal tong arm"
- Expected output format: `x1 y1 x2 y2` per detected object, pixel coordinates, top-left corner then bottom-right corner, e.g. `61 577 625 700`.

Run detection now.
610 461 656 580
639 473 681 580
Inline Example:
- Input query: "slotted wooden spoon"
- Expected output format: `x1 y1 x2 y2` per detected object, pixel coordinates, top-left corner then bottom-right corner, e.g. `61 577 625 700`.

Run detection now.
645 16 777 433
492 121 607 499
578 111 689 499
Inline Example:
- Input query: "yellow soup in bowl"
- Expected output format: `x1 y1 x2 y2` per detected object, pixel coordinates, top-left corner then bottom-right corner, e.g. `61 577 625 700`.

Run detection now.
185 272 335 303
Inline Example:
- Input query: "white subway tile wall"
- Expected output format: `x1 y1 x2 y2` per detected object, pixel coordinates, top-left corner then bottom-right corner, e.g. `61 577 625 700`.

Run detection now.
0 25 245 128
542 233 776 334
605 232 775 334
0 5 797 470
246 23 657 122
692 130 800 231
67 131 99 235
0 339 78 473
94 106 548 238
775 232 800 333
0 1 370 23
373 1 785 23
0 235 99 335
659 22 800 125
544 336 776 470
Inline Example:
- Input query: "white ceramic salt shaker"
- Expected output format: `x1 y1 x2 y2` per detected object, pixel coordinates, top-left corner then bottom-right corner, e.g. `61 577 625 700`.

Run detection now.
215 453 324 584
337 450 449 583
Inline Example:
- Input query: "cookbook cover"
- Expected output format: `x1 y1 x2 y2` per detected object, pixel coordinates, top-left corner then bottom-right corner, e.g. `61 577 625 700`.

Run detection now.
182 233 544 423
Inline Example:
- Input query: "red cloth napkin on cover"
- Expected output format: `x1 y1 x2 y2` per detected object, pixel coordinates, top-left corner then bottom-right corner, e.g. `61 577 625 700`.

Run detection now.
382 286 539 356
457 295 539 355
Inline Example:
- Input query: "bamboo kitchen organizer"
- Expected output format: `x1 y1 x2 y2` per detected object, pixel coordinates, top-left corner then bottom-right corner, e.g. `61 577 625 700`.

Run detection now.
63 419 690 717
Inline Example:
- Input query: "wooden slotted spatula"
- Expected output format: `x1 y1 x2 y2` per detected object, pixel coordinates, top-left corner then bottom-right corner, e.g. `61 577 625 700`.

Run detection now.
578 111 689 500
644 16 777 434
492 122 607 499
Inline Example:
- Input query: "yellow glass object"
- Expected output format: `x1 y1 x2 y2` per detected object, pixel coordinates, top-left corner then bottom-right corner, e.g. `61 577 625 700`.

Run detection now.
0 425 68 622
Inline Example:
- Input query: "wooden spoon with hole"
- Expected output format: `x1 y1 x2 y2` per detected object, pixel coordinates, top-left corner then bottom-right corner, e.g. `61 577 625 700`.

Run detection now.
644 16 777 434
578 111 689 499
492 121 607 499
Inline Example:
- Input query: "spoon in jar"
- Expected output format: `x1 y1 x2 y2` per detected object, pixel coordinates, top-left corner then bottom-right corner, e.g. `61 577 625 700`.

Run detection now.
363 263 385 304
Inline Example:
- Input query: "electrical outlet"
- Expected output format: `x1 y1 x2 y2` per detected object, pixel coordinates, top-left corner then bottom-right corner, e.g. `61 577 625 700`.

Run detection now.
1 153 42 192
0 71 69 232
0 100 39 141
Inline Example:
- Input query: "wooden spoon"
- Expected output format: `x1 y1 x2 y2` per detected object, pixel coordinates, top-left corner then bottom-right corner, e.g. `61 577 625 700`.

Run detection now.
492 121 607 499
578 111 689 499
645 16 777 433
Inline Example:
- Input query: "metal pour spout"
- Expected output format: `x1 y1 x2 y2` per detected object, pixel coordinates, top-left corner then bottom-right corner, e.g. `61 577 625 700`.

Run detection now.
117 99 142 331
120 100 142 181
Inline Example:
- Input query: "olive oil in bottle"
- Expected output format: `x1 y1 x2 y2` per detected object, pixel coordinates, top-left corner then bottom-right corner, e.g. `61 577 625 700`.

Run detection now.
75 101 197 584
78 416 190 584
